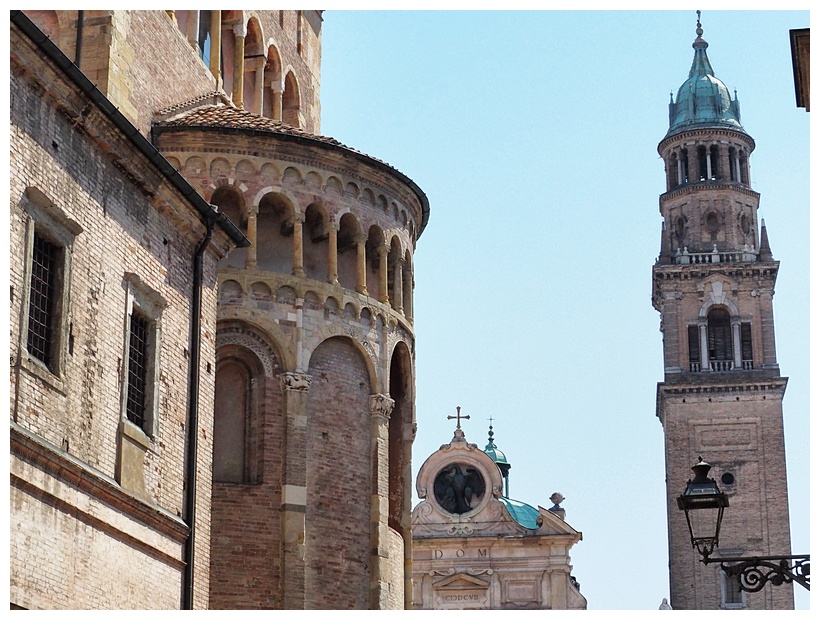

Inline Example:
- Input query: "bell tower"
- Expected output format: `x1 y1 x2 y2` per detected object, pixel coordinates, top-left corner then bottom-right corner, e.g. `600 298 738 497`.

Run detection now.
652 15 794 610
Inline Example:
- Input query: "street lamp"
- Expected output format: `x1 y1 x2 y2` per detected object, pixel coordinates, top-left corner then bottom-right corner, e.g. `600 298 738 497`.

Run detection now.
678 457 810 592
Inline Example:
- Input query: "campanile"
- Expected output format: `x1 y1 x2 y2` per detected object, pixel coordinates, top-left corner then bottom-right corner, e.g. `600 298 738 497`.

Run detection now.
652 15 794 610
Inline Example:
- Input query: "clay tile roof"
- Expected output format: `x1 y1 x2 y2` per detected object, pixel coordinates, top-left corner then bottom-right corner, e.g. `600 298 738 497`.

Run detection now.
157 102 348 149
154 98 431 235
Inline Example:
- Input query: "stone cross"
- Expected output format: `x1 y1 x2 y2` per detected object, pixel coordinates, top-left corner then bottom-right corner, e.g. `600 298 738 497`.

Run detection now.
448 406 469 431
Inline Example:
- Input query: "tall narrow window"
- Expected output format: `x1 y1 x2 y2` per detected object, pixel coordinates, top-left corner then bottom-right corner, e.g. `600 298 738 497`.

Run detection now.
741 322 753 369
722 572 745 608
27 232 59 369
126 310 150 428
708 308 733 370
197 10 212 65
688 325 701 372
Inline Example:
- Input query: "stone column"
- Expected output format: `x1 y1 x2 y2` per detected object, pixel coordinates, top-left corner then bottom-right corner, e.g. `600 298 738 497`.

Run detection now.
731 318 742 370
677 151 684 186
327 221 339 286
369 393 395 610
403 266 413 324
378 246 390 305
232 23 246 109
245 204 258 269
393 258 404 313
699 320 710 371
186 11 199 48
271 79 284 121
209 10 221 85
278 371 312 610
705 145 713 180
291 214 305 278
355 233 368 295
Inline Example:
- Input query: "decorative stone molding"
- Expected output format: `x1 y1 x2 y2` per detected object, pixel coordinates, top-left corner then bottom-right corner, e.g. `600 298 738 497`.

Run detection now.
279 371 312 392
217 325 280 377
370 393 395 421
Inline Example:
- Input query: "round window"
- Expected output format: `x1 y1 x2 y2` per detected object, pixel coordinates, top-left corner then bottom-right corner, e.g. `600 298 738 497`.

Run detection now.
433 463 486 514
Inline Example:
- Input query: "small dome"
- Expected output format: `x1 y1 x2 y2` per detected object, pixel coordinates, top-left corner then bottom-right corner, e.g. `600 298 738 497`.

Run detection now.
484 425 508 464
665 16 745 139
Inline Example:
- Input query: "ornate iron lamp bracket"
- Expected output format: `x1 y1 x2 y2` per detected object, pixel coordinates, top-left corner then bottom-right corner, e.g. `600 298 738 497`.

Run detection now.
705 554 810 592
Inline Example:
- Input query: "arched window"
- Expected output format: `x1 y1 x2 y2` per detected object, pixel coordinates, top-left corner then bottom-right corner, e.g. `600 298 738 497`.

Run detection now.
707 308 733 369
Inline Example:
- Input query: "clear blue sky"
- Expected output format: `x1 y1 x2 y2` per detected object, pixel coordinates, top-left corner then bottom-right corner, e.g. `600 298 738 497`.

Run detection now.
320 9 811 611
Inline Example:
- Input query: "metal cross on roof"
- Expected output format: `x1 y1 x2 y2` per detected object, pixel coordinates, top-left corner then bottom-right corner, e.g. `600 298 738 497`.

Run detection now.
448 406 469 430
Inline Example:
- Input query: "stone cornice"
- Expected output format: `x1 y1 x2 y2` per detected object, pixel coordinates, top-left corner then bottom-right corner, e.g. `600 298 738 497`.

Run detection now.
659 180 760 204
10 422 189 563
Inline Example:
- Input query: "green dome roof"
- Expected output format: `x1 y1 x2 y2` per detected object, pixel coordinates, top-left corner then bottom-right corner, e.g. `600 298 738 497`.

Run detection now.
665 16 745 139
499 497 540 530
484 426 508 465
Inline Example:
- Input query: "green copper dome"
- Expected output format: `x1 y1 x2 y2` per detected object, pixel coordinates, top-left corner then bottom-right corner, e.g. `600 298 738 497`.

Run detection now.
484 425 508 465
666 15 745 139
499 497 540 530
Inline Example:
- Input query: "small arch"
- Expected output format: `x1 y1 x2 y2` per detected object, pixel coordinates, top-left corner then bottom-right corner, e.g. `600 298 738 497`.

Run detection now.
259 163 280 185
343 302 358 320
283 166 303 185
235 159 257 183
360 307 373 328
210 157 232 180
283 70 301 127
165 156 181 170
362 188 376 207
325 176 343 195
184 156 207 175
257 191 295 273
345 182 360 199
305 171 322 189
211 186 247 269
249 281 272 301
337 212 360 291
219 279 243 304
366 225 386 298
263 44 283 119
387 235 403 310
388 341 414 536
275 285 297 304
377 195 388 211
323 296 340 318
304 290 322 311
304 203 329 282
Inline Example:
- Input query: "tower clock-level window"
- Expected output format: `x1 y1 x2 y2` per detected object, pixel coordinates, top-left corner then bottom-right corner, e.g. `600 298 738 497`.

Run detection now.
27 232 61 370
707 308 733 370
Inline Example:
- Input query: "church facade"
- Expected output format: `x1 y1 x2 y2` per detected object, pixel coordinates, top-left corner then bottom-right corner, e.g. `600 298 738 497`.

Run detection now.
652 16 794 610
10 9 426 610
411 415 586 610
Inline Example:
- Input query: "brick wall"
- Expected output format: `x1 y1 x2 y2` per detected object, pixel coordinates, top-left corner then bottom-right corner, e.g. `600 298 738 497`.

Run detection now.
305 337 372 609
10 19 227 609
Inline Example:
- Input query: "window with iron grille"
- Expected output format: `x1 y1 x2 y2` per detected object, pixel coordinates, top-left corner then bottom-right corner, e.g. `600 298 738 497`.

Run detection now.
27 232 59 369
126 310 150 428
